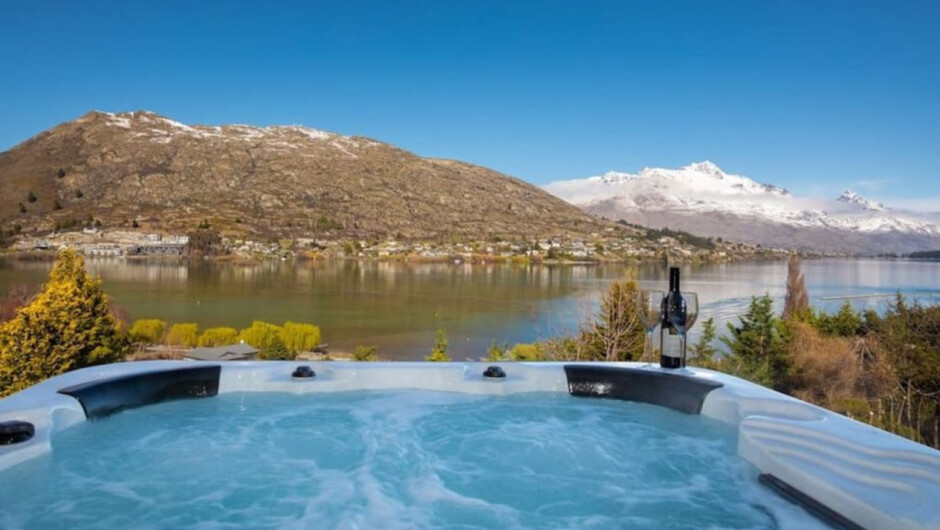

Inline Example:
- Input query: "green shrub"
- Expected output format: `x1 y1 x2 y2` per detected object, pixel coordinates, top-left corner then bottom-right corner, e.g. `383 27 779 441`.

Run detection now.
128 319 167 344
281 321 321 353
166 323 199 347
238 321 283 350
353 345 379 361
813 302 862 337
509 343 545 361
426 328 451 361
830 397 872 420
484 339 507 361
197 327 239 347
259 336 293 360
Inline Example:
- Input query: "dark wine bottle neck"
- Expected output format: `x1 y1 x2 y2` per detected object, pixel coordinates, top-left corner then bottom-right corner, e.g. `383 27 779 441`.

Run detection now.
669 267 680 293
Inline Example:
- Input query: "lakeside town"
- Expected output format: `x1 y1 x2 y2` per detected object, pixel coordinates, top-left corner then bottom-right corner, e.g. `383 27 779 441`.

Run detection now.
2 224 797 264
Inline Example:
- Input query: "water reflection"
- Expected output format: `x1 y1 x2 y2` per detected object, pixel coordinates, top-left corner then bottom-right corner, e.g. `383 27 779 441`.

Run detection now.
0 258 937 359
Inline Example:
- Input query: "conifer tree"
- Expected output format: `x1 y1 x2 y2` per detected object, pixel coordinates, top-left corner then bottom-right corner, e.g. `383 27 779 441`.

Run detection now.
722 295 792 391
0 250 127 397
814 302 862 337
259 335 293 360
690 317 719 369
583 275 645 361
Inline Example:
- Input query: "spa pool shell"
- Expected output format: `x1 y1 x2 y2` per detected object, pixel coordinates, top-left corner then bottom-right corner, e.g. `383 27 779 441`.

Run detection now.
0 361 938 530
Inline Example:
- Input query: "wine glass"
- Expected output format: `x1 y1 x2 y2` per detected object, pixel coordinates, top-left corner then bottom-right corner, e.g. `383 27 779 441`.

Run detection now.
635 290 664 363
670 292 698 367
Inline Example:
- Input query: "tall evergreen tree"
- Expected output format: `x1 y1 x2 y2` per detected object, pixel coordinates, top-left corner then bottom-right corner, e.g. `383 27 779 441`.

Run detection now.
583 274 645 361
722 295 792 391
0 250 127 397
259 335 293 360
689 317 719 369
814 302 862 337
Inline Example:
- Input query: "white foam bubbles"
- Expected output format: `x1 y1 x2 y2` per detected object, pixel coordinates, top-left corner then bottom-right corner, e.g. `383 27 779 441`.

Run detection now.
0 391 831 529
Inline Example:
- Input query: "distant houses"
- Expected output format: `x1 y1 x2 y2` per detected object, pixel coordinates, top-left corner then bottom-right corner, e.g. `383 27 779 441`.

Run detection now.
83 244 122 256
126 243 185 256
183 344 259 361
4 225 777 264
12 230 191 257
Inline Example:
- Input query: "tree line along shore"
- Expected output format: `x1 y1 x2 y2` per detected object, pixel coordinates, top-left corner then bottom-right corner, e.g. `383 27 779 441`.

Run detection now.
1 220 802 265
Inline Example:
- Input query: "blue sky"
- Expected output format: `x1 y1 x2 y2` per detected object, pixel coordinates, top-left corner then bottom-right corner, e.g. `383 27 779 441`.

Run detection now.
1 1 938 210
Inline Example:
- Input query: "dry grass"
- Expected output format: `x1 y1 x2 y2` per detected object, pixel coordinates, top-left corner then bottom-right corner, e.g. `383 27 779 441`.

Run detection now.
789 321 861 405
788 320 896 420
126 347 186 361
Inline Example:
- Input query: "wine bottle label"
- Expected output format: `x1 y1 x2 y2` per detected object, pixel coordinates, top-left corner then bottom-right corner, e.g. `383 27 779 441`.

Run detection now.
661 333 681 359
659 323 682 368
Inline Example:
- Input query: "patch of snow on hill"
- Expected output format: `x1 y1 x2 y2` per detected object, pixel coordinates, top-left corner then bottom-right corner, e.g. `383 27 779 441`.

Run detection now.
103 111 340 146
837 190 887 211
105 115 132 129
276 125 331 141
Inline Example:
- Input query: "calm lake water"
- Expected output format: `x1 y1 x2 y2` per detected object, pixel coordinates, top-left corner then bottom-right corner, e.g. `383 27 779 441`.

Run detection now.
0 258 937 360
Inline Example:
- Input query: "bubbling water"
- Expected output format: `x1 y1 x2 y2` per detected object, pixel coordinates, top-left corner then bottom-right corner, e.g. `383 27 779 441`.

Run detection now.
0 391 828 530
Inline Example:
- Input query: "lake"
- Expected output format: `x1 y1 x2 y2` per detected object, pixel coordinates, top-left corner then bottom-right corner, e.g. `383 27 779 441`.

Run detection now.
0 258 937 360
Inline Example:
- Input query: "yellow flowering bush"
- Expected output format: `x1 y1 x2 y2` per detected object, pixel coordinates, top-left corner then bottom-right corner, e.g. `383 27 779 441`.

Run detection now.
0 250 127 397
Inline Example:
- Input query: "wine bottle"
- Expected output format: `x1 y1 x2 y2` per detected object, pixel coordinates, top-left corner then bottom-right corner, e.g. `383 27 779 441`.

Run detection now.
659 267 686 369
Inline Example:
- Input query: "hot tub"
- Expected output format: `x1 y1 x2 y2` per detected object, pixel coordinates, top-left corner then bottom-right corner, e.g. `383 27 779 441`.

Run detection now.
0 361 937 530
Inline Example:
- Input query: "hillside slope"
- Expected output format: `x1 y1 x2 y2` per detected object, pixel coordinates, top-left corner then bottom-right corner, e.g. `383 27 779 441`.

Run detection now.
0 111 605 240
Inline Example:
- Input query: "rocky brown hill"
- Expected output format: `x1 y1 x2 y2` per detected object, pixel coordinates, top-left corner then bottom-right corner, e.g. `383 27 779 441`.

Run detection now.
0 111 609 240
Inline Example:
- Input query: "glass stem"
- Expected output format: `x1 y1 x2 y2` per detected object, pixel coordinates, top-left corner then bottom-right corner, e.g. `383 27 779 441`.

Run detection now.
644 330 653 362
679 333 687 368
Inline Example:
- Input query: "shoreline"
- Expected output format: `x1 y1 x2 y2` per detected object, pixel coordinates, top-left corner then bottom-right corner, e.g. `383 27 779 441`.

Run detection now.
0 248 803 265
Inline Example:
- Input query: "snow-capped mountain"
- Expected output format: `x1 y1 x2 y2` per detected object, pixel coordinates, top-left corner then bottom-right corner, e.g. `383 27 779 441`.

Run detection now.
836 190 887 212
544 161 940 253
